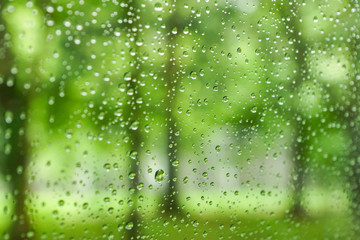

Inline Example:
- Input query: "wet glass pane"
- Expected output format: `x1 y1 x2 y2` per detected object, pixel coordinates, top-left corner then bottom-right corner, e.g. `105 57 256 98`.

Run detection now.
0 0 360 239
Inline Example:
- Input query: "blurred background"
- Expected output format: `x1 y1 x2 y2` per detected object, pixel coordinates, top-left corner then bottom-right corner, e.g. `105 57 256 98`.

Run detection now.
0 0 360 239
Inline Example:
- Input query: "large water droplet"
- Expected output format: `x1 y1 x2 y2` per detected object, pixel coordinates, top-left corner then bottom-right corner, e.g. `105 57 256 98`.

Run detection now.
155 169 165 182
215 145 221 152
130 121 139 130
125 222 134 230
190 71 197 79
154 2 163 11
124 72 131 81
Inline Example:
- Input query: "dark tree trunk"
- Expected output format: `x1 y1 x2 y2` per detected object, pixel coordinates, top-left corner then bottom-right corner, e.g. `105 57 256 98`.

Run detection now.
161 1 183 215
289 120 308 218
127 127 141 240
278 3 309 217
122 1 142 239
348 116 360 230
163 111 180 214
347 0 360 234
7 130 31 239
126 92 142 239
0 2 31 238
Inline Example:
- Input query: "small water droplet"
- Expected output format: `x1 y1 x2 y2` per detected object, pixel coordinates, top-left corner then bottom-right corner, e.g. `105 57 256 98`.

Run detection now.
58 200 65 206
128 172 136 180
278 97 284 105
237 47 242 54
183 26 189 35
158 48 165 56
5 111 13 124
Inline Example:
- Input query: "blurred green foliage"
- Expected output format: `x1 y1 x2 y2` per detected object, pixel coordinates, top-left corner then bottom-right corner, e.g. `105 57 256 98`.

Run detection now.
0 0 360 239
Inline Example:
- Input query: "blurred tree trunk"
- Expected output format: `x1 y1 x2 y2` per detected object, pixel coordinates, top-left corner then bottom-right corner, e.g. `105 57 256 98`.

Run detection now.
279 3 309 217
348 0 360 234
348 106 360 233
0 3 31 239
290 120 308 217
162 1 183 215
123 1 143 239
127 126 141 240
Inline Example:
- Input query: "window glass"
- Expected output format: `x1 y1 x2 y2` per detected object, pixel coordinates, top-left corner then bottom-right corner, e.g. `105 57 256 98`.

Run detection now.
0 0 359 239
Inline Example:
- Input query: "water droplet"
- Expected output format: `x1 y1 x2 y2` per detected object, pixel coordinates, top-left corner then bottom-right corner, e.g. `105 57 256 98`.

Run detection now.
98 112 105 121
278 97 284 105
154 2 163 11
183 26 189 35
104 163 111 171
65 129 73 139
215 145 221 152
130 121 139 130
124 72 131 81
190 71 197 79
155 169 165 182
58 200 65 206
158 48 165 56
103 74 110 82
125 222 134 230
199 69 205 76
128 172 136 180
5 111 13 124
114 109 122 117
82 202 88 209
